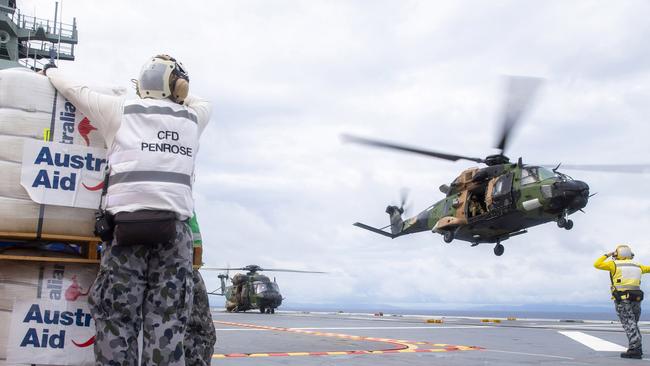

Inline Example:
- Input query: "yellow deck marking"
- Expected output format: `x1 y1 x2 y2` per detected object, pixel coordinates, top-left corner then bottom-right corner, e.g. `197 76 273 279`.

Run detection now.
212 320 483 358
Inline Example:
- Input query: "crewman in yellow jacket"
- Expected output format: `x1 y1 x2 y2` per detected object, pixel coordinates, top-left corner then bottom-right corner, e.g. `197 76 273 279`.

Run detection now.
594 245 650 359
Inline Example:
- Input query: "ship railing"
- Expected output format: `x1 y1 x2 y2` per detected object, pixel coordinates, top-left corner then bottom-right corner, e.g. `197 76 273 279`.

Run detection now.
9 12 76 39
18 40 74 69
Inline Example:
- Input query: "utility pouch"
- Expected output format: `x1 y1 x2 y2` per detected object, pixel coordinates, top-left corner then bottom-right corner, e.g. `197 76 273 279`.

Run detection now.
628 290 644 302
94 169 113 242
93 211 114 242
114 210 177 246
613 290 644 302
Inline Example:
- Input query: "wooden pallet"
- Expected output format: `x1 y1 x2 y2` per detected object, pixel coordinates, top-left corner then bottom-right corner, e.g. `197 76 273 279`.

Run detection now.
0 231 101 264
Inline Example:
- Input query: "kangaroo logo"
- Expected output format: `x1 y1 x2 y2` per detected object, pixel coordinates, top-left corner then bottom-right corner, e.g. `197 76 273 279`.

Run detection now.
78 118 97 146
64 275 90 302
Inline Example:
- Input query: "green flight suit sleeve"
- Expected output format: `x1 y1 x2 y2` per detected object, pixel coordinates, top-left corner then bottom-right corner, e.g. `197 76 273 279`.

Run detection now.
189 213 202 248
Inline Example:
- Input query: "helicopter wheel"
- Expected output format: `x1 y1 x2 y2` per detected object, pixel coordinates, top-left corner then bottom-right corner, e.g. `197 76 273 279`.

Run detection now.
557 217 567 228
266 308 272 314
443 231 454 243
271 308 275 314
564 219 574 230
494 243 505 256
259 307 266 314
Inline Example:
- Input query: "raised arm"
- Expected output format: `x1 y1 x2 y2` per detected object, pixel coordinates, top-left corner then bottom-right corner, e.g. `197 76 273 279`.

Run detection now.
184 94 212 135
594 254 615 272
46 68 124 145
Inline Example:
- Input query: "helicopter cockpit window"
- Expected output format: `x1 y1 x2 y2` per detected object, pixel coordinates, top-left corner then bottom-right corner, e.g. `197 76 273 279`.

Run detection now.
521 167 557 186
520 168 536 185
254 282 269 294
537 167 556 181
254 282 279 294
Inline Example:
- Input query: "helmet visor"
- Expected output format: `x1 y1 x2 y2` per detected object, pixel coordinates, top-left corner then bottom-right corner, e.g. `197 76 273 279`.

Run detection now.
139 62 168 92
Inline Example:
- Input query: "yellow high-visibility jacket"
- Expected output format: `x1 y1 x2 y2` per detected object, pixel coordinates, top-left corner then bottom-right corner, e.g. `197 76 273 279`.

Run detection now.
594 255 650 298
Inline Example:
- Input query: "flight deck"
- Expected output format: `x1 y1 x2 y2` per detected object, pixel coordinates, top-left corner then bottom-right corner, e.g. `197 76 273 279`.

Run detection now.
212 310 650 365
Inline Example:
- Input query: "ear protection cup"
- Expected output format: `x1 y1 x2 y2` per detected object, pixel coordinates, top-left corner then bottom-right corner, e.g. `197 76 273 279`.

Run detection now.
172 77 189 104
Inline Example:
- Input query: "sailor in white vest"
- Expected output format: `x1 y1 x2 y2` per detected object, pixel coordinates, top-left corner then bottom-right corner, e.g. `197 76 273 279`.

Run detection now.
45 54 210 365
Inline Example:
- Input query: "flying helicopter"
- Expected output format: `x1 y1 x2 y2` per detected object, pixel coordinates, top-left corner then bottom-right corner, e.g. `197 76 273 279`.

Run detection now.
344 76 649 256
202 264 325 314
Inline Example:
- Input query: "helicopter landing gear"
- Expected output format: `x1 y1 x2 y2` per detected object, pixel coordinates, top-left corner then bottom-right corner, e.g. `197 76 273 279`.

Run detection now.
443 230 454 243
259 307 266 314
494 242 505 256
270 308 275 314
557 217 574 230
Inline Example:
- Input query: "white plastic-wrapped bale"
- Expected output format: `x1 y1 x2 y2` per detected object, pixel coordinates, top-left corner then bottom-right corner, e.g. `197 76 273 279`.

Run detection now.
0 255 97 364
0 67 123 238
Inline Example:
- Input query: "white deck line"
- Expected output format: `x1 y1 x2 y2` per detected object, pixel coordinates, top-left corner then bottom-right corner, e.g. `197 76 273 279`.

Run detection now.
485 349 574 360
559 331 627 352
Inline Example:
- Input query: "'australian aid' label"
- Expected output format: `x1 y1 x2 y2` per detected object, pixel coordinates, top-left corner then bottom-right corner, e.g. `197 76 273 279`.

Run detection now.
7 299 95 365
20 140 107 209
7 263 96 365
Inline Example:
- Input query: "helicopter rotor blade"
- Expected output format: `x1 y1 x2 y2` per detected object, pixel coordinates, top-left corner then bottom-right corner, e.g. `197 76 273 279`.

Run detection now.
399 187 409 209
259 269 327 274
200 267 248 272
392 188 411 215
540 164 650 174
496 76 543 153
341 134 485 163
201 267 326 274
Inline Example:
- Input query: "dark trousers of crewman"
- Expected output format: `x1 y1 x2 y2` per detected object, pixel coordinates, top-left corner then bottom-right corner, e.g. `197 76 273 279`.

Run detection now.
616 299 642 354
89 221 194 366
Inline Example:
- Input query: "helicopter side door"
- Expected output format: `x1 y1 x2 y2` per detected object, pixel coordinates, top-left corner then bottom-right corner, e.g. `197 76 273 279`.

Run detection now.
488 172 514 210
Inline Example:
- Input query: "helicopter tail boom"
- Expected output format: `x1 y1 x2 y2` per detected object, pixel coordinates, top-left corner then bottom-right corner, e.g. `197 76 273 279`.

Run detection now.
353 222 399 238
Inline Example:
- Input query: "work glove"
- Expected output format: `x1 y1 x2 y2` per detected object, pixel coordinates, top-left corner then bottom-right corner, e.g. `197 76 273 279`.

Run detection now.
42 61 57 76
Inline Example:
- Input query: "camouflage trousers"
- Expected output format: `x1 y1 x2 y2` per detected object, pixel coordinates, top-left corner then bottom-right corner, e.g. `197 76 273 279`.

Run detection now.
89 221 194 366
184 269 217 365
615 300 642 352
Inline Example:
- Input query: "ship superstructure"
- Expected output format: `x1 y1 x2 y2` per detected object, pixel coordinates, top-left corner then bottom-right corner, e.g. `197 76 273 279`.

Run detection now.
0 0 77 70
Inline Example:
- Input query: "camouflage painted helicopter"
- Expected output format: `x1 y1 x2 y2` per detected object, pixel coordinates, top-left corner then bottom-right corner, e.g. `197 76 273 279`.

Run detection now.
344 77 649 256
202 265 325 314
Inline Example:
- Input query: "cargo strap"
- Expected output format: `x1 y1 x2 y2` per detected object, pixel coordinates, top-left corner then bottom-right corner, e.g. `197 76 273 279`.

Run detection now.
36 89 59 239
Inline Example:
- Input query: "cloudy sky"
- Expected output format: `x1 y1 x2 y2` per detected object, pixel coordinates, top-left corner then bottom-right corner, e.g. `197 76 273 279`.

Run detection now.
20 0 650 310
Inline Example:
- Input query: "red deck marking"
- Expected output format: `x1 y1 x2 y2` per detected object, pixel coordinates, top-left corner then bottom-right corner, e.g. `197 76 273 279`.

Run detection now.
212 320 483 358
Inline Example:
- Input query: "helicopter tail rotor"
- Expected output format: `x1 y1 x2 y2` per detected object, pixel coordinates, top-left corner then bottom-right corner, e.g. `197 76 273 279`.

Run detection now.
386 189 409 235
385 205 405 235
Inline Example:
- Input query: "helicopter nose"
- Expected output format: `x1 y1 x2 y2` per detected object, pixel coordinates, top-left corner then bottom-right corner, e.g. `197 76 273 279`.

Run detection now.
258 291 281 301
552 180 590 210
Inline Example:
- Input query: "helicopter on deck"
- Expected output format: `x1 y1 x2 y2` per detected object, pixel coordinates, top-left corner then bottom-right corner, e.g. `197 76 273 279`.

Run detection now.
202 264 325 314
344 76 649 256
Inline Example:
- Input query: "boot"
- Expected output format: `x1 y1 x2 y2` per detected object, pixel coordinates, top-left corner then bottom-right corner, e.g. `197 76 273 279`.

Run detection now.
620 348 643 359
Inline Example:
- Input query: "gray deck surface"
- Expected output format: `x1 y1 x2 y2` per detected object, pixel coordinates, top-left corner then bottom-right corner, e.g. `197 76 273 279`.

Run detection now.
211 310 650 365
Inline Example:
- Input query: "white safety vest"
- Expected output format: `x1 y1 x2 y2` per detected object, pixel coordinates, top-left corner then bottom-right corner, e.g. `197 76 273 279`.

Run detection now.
105 99 199 219
611 259 642 292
